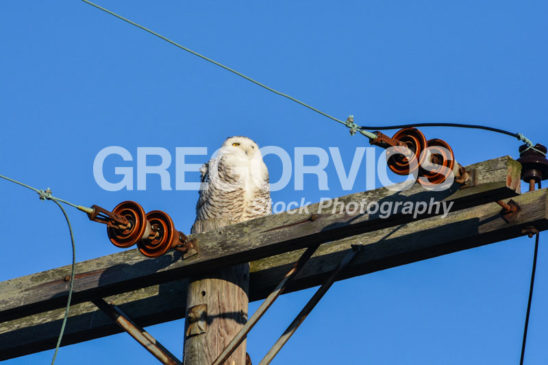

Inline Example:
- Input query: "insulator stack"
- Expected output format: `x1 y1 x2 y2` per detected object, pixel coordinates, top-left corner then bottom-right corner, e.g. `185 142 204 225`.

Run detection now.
387 127 428 176
419 138 456 185
138 210 191 258
371 127 467 185
88 201 195 258
107 201 149 248
371 127 427 176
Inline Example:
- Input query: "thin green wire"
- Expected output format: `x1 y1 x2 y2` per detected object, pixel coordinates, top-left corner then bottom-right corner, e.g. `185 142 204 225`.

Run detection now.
0 174 77 364
80 0 378 140
49 200 76 365
0 174 43 194
81 0 541 148
0 174 93 213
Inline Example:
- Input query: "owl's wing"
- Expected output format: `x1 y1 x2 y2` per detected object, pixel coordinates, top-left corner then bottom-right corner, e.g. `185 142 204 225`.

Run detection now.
258 160 271 192
194 163 209 220
263 164 273 214
193 157 243 233
263 165 270 185
246 160 272 217
199 162 209 182
192 153 264 234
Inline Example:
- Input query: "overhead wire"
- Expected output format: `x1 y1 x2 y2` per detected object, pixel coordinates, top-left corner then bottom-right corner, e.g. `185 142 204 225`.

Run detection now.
0 174 94 214
80 0 539 150
79 3 547 360
360 122 543 154
79 0 371 141
520 181 542 365
520 232 540 365
0 174 83 365
49 200 76 365
0 2 541 362
358 121 521 137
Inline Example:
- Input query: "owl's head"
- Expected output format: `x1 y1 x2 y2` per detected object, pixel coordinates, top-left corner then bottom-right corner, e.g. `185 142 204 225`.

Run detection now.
210 136 268 188
222 136 260 158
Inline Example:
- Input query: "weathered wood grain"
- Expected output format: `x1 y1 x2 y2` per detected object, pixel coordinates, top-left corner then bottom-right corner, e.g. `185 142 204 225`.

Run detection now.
0 156 525 359
1 187 545 360
183 264 249 365
0 156 520 325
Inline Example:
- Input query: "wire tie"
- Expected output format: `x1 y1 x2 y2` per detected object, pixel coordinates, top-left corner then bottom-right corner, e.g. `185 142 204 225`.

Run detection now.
516 133 546 155
531 147 547 156
518 133 535 148
520 144 547 157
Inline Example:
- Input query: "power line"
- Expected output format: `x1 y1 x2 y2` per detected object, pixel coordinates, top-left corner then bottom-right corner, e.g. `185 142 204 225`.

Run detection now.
520 182 542 365
0 174 94 214
360 121 521 138
79 3 546 361
359 122 540 152
80 0 378 139
520 233 539 364
49 200 76 365
0 174 79 365
81 0 539 150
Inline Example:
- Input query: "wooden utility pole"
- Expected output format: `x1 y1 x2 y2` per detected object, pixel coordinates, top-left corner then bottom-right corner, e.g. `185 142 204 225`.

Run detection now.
183 264 249 365
182 210 254 365
3 156 545 363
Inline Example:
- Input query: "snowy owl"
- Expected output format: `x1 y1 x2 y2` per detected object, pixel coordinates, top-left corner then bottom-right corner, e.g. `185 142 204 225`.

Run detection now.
191 136 272 234
184 136 271 364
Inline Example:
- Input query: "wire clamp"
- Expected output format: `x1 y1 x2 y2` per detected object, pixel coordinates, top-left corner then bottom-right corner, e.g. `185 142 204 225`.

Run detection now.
521 225 539 238
38 187 53 201
345 115 359 136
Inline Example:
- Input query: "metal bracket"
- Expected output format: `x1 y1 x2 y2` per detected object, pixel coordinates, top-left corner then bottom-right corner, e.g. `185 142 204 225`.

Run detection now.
455 165 471 185
174 237 198 259
186 304 207 338
259 245 362 365
522 225 539 238
87 204 130 229
211 244 319 365
497 199 521 223
369 131 405 149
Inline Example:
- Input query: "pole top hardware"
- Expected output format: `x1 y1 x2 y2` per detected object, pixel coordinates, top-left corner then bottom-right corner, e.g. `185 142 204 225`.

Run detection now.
518 143 548 183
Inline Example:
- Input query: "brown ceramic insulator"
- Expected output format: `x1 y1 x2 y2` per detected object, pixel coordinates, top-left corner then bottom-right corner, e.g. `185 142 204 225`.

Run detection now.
420 138 455 185
138 210 183 258
387 127 427 176
107 201 149 248
517 143 548 183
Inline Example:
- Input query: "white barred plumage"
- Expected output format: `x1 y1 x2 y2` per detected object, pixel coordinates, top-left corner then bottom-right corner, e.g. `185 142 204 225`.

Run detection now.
192 136 272 234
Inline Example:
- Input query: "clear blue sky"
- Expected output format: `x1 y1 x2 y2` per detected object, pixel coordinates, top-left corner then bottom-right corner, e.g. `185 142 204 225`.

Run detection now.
1 1 548 364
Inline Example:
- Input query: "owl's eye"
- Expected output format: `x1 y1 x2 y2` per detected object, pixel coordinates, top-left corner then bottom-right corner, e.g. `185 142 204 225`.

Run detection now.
232 142 240 147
